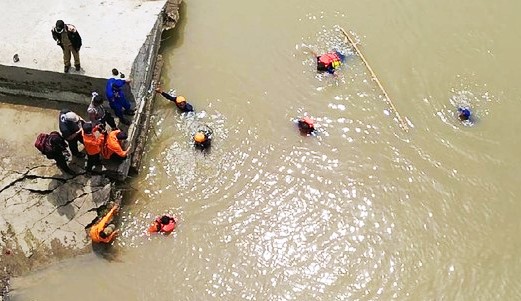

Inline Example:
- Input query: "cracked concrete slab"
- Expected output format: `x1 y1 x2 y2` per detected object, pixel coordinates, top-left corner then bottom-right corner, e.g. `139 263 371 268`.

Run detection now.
0 103 113 285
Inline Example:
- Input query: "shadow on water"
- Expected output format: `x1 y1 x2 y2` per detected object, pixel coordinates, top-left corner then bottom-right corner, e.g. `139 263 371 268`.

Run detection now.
160 1 188 52
91 243 122 262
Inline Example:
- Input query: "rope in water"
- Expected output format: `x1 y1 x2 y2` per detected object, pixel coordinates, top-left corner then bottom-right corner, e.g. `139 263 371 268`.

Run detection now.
340 27 409 132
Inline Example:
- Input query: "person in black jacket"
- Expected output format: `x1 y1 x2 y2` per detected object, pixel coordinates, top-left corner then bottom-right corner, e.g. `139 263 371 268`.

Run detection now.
44 132 75 175
51 20 82 73
193 125 213 150
58 109 85 158
155 87 194 113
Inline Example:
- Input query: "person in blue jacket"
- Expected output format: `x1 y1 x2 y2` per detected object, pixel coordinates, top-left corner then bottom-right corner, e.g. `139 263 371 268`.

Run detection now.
106 68 134 125
155 87 194 113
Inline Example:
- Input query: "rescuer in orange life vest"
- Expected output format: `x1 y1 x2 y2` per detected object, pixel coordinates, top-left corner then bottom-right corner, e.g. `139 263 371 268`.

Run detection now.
315 50 346 74
193 125 213 150
297 116 315 135
311 34 348 75
148 214 177 234
82 121 105 173
89 204 119 244
101 129 130 162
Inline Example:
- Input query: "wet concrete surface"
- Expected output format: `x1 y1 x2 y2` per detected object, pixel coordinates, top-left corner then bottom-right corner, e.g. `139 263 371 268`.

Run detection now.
0 103 112 298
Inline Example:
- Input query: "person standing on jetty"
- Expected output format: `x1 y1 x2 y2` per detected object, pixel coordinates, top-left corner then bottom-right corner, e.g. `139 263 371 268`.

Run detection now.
88 92 118 130
58 109 85 158
106 69 134 125
35 131 76 175
81 122 105 173
101 129 131 162
51 20 82 73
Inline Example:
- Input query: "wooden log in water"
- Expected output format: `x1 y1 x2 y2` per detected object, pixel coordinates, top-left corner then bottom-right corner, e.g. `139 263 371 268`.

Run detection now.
340 27 409 132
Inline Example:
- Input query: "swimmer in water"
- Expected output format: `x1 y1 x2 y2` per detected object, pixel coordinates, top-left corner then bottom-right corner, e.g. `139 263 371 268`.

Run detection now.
309 33 348 75
148 214 176 234
297 116 315 135
155 87 194 113
457 107 471 122
193 125 213 150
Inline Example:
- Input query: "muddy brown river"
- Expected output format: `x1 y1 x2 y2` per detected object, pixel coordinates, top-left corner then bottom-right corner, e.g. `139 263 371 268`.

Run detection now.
11 0 521 300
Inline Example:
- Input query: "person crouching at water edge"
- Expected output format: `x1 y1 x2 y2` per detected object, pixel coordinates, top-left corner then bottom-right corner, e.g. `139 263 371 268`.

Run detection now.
90 204 119 244
297 116 315 135
101 130 131 162
193 126 213 150
155 87 194 113
148 215 177 234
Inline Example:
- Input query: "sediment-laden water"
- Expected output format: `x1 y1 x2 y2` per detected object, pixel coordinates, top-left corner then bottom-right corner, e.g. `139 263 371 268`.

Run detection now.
11 0 521 300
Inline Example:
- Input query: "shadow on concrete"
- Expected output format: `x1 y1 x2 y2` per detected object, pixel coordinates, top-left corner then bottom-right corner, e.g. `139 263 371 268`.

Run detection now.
0 93 86 116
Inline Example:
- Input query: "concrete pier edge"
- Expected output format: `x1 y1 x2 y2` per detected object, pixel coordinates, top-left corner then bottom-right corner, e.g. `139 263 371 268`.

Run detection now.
0 1 182 300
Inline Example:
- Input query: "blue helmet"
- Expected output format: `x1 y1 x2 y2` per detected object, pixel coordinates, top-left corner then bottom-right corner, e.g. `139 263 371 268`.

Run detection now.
458 108 471 121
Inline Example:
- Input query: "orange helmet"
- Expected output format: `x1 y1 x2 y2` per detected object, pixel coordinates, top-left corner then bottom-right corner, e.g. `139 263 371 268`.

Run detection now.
175 96 186 104
194 132 206 143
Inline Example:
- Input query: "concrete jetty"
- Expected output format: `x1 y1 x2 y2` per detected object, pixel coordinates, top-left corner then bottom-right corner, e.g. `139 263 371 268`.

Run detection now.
0 0 182 299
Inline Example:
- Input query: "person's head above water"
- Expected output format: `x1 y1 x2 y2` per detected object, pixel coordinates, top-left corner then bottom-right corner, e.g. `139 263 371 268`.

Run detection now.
317 51 344 73
176 96 186 108
194 131 206 143
458 107 471 121
160 215 171 225
298 116 315 134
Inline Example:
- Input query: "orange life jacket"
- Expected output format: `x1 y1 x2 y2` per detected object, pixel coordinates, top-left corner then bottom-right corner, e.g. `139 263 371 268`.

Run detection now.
101 130 127 159
82 128 105 156
301 117 314 127
89 207 117 243
148 216 176 233
318 52 341 69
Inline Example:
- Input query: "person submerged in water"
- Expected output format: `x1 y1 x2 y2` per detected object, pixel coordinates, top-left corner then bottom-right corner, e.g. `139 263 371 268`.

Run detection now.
148 214 177 234
316 50 346 74
193 125 213 150
297 116 315 135
311 34 348 75
155 87 194 113
457 107 471 122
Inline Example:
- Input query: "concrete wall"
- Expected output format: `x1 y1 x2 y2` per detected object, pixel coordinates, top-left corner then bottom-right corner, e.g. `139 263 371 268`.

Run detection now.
114 9 165 179
0 65 104 106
